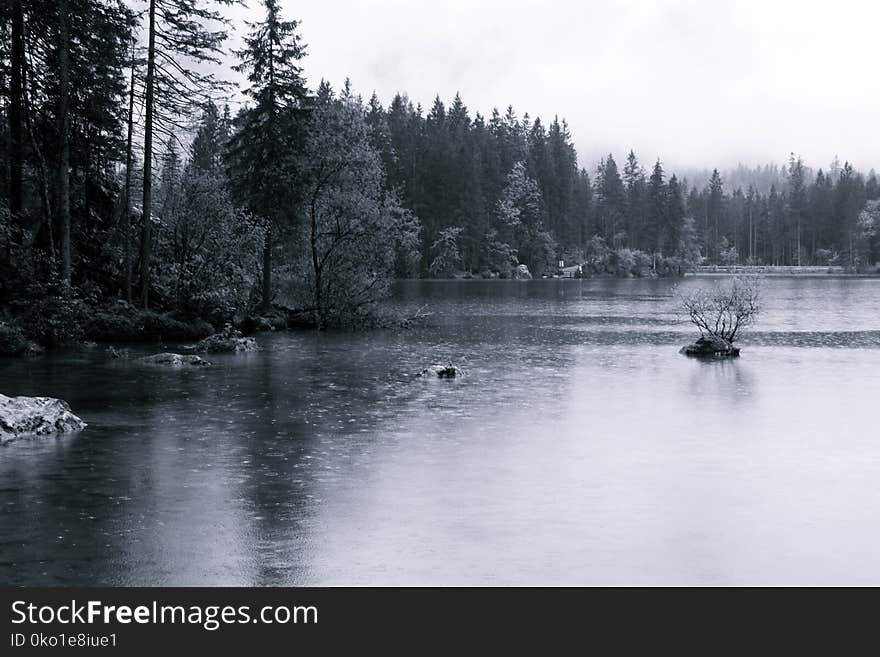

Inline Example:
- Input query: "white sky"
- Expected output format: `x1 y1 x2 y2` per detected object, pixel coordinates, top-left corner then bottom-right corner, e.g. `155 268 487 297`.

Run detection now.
222 0 880 172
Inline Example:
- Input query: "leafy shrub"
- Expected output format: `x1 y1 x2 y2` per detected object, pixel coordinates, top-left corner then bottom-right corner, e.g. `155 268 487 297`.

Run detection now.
0 321 30 356
84 303 213 342
21 294 89 346
611 248 636 276
631 250 654 276
85 306 139 341
152 170 266 325
141 312 213 342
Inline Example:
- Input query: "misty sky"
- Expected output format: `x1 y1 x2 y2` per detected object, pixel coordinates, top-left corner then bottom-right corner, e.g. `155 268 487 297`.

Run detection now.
224 0 879 173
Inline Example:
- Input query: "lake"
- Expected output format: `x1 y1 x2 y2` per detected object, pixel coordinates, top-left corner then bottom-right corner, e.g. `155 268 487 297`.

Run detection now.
2 276 880 585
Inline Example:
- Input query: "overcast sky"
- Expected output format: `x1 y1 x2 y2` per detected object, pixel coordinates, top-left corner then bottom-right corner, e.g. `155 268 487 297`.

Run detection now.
224 0 879 173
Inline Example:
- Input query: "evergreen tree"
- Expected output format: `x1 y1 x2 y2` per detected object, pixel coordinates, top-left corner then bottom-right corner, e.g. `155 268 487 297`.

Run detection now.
595 154 625 246
664 174 685 257
707 169 724 259
645 159 666 255
226 0 308 312
190 100 227 174
4 0 133 291
785 154 807 265
497 162 555 274
866 172 879 201
622 150 645 249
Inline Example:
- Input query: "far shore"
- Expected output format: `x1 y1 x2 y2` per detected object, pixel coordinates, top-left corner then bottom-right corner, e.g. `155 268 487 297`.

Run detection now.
688 265 878 277
410 266 880 281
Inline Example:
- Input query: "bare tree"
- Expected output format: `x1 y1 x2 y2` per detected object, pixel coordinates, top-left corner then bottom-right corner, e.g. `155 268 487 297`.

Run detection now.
678 276 762 343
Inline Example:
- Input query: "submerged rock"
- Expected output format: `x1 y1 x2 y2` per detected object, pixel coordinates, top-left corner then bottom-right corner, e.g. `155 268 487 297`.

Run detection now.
0 394 87 443
680 334 740 358
418 363 463 378
138 352 211 366
514 263 532 280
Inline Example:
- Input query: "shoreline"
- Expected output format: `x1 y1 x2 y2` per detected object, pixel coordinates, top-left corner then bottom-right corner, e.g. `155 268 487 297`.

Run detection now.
401 269 880 281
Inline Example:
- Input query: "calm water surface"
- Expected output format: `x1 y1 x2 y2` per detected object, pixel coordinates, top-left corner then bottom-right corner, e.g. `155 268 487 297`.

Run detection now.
2 276 880 585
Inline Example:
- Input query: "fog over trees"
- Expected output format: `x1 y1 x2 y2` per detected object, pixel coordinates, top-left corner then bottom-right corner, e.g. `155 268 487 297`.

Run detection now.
1 0 879 340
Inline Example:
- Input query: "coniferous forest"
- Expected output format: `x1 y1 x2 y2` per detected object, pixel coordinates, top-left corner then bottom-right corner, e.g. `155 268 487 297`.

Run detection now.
2 0 880 346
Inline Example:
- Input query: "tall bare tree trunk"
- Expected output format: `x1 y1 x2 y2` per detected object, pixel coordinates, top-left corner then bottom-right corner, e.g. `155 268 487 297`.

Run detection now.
8 0 25 259
262 226 272 312
21 51 54 262
139 0 156 308
123 38 137 303
259 31 277 314
57 0 72 291
309 202 321 329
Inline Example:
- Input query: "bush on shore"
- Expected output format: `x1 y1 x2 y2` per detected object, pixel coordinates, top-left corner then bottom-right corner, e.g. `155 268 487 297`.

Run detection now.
0 321 38 357
84 302 214 343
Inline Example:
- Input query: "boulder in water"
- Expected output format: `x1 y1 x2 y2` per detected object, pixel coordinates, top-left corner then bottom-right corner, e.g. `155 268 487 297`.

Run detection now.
418 363 463 378
138 352 211 366
514 264 532 280
680 334 740 358
0 394 87 444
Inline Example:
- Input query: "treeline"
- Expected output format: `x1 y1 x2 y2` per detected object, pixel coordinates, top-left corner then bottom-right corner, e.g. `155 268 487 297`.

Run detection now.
364 96 880 273
1 0 879 346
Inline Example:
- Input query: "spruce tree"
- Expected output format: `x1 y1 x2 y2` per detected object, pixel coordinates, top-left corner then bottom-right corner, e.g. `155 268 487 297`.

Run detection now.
622 150 645 249
645 160 666 255
708 169 724 261
664 174 685 256
226 0 308 312
595 154 625 246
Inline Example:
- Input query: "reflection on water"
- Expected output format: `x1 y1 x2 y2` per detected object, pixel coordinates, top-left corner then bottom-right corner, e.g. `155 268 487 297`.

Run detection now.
2 277 880 585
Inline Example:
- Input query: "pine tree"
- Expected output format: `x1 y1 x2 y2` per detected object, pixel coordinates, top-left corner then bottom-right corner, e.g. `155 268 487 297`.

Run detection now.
664 174 685 257
226 0 308 312
544 117 578 249
190 101 227 174
121 33 139 302
785 153 807 265
744 185 757 263
645 159 666 255
866 172 879 201
707 169 723 260
595 154 625 246
10 0 133 289
622 150 645 249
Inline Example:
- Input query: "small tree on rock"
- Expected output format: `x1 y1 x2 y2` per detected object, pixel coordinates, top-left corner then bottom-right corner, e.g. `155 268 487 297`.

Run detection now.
678 276 762 343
